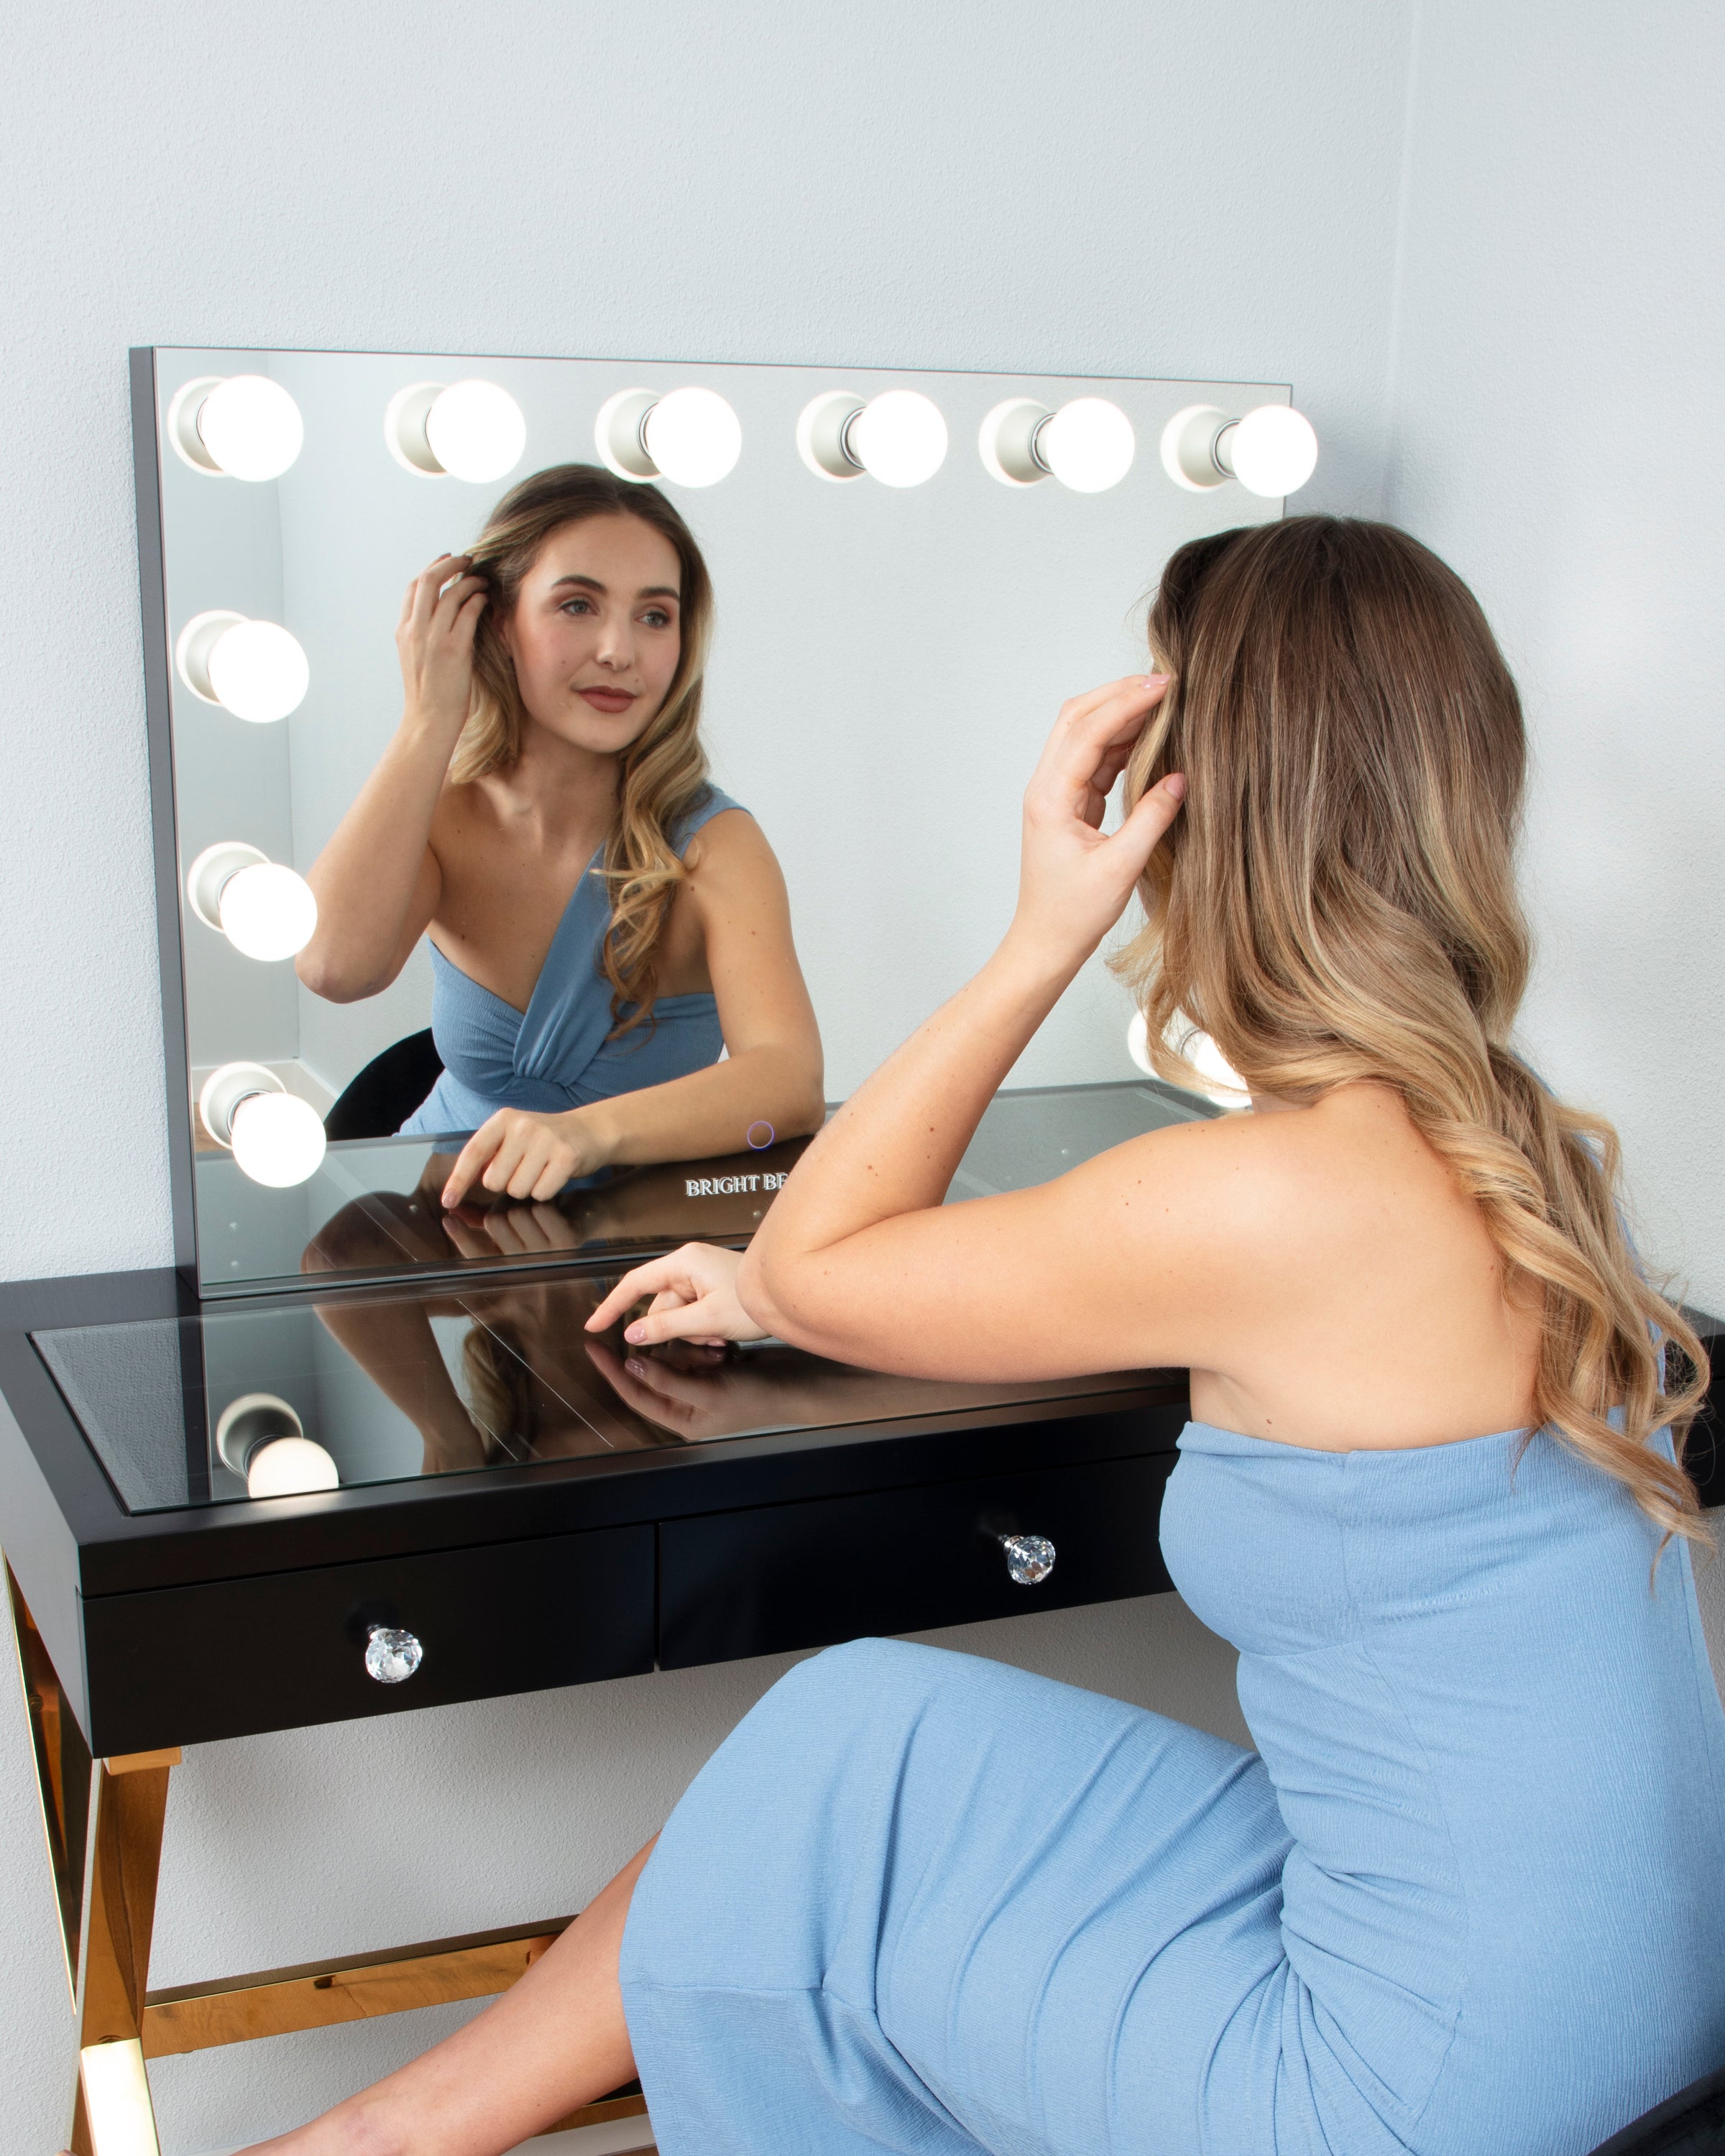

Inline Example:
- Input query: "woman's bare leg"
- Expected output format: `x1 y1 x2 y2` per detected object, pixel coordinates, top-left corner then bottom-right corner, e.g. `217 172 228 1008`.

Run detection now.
238 1838 656 2156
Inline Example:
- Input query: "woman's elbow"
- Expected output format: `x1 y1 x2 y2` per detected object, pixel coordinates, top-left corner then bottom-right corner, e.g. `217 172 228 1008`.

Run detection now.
295 947 383 1003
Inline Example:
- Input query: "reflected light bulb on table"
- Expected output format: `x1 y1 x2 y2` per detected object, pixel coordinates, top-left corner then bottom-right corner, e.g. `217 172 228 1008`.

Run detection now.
1160 402 1319 499
214 1393 340 1496
385 379 527 482
796 389 949 487
186 844 318 960
980 397 1135 492
167 374 304 479
597 385 742 487
175 611 309 722
245 1436 340 1498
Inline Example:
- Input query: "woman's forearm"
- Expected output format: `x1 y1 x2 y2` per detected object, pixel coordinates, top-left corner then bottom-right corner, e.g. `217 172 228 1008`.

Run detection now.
738 931 1072 1327
576 1038 827 1170
297 719 451 1000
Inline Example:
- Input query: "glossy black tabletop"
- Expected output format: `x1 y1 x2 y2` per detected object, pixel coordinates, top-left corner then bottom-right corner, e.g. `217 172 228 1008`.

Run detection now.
34 1270 1149 1516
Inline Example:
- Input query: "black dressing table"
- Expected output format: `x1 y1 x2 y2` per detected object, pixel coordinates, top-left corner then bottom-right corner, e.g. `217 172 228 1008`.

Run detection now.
1 1079 1227 2152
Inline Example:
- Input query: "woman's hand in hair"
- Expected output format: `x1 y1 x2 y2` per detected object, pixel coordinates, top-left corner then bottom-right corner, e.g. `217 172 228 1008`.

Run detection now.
396 553 488 747
585 1243 768 1348
1006 676 1182 977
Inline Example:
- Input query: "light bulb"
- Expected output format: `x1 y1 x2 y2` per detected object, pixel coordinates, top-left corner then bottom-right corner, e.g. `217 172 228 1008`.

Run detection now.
175 612 309 723
1037 397 1134 492
980 397 1134 492
245 1435 340 1498
217 862 318 961
640 386 742 486
845 390 947 487
1223 404 1319 497
423 379 527 482
168 374 303 480
1126 1011 1247 1107
206 619 309 723
1161 401 1318 496
231 1089 327 1187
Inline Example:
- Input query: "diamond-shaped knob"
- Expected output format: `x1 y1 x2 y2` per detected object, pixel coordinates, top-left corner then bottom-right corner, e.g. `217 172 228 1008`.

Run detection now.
364 1626 423 1684
999 1533 1055 1586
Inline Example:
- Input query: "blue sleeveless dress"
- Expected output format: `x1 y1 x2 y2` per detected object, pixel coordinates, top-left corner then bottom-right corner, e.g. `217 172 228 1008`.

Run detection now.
397 788 744 1138
620 1420 1725 2154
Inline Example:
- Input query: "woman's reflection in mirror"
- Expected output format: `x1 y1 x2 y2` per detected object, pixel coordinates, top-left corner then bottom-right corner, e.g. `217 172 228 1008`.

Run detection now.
295 464 824 1207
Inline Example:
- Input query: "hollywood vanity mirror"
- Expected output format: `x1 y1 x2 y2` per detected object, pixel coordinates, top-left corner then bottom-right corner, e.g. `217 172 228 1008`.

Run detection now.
135 347 1302 1297
0 349 1328 2156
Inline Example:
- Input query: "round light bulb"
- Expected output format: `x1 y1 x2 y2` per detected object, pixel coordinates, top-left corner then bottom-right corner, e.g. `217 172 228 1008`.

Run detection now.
847 390 948 487
1227 405 1318 498
206 619 310 723
230 1090 326 1188
641 386 742 487
423 379 527 483
1038 397 1135 492
245 1435 340 1498
217 862 318 961
195 375 304 481
1126 1011 1247 1106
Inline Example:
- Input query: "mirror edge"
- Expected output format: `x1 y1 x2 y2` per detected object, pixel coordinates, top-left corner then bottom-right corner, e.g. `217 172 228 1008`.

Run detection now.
129 345 200 1288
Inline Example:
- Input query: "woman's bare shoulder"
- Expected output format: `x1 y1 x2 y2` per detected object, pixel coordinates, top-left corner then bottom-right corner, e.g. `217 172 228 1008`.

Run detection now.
1098 1082 1467 1265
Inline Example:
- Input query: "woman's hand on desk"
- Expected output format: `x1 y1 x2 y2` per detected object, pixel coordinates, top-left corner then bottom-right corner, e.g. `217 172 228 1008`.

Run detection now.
586 1242 768 1348
441 1107 604 1207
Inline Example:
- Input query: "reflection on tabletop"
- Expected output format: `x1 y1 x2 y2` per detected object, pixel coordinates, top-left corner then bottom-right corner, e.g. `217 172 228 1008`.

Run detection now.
300 1136 812 1279
310 1265 1149 1481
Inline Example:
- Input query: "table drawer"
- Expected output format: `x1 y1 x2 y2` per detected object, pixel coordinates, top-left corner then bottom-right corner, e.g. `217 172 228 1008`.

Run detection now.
82 1524 655 1754
659 1451 1175 1670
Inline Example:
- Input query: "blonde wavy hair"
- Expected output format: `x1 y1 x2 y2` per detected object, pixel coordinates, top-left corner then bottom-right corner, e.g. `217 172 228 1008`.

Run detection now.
450 464 716 1036
1114 515 1709 1550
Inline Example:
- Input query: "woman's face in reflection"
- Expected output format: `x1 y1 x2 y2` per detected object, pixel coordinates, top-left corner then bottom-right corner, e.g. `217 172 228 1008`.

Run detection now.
502 515 684 755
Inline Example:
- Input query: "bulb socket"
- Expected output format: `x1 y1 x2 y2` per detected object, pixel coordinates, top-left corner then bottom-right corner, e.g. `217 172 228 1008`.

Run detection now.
185 841 267 933
175 610 248 704
593 388 663 482
215 1392 305 1476
198 1061 282 1148
978 399 1052 487
796 390 868 482
165 376 229 474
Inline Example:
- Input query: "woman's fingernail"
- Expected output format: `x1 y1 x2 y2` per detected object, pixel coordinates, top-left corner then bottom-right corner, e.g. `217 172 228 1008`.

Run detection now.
1145 672 1169 687
626 1358 649 1378
624 1322 644 1342
1164 772 1187 800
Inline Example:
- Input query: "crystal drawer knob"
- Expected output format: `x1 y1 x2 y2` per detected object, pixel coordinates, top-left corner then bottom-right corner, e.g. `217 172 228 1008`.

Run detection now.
365 1626 423 1684
999 1533 1056 1587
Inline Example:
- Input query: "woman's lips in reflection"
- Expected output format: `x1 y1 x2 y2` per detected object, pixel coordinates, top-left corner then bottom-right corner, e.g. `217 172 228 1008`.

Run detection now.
577 685 636 714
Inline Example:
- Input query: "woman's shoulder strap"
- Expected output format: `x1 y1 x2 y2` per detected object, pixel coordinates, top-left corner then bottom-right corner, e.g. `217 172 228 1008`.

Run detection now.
673 785 747 855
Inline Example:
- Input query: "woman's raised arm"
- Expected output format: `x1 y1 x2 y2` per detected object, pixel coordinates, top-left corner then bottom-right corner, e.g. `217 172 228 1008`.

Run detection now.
295 555 486 1002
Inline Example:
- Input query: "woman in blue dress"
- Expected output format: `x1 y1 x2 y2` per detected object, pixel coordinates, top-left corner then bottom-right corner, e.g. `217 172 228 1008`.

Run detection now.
295 464 825 1206
250 517 1725 2156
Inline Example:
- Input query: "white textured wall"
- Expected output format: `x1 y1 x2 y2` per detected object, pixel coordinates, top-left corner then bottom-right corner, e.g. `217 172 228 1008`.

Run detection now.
1385 0 1725 1311
0 0 1443 2147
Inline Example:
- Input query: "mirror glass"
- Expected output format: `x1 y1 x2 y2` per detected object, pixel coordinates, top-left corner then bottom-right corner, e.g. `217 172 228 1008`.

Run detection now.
145 347 1281 1291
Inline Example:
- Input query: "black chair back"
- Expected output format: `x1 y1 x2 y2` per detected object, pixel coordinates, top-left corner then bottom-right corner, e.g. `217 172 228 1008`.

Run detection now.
1589 2066 1725 2154
323 1030 444 1142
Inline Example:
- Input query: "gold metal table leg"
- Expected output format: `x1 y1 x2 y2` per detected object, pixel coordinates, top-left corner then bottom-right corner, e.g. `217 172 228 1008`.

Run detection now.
7 1562 650 2150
